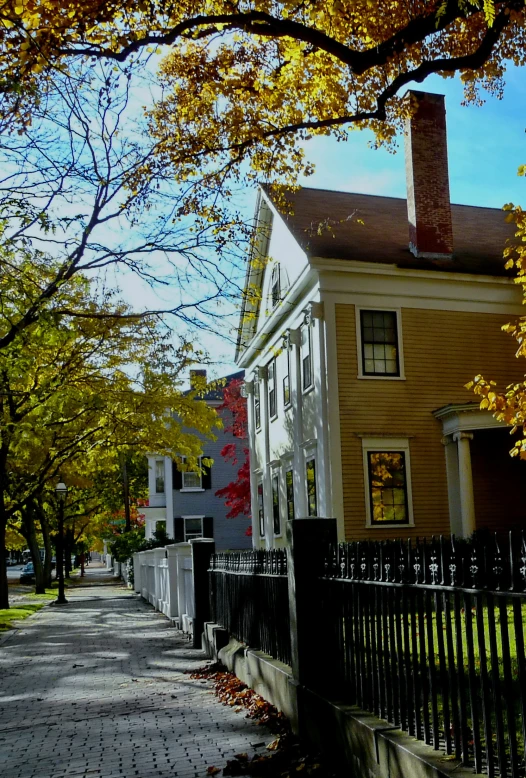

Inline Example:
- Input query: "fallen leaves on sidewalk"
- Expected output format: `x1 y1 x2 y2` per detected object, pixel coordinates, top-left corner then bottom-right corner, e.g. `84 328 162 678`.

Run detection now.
189 664 338 778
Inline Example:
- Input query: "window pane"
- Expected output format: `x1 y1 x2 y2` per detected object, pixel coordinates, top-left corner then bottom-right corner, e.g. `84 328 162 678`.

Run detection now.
303 354 312 390
283 375 290 406
155 461 165 493
286 469 294 521
183 471 201 488
368 451 408 524
258 483 264 537
271 265 280 307
306 459 317 516
361 310 399 376
185 519 202 534
272 475 280 535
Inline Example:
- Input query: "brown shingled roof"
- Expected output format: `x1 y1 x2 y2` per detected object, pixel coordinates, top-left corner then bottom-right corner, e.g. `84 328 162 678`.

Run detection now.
263 186 516 276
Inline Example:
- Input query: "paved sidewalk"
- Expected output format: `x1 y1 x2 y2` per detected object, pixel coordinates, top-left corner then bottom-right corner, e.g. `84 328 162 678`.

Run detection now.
0 579 272 778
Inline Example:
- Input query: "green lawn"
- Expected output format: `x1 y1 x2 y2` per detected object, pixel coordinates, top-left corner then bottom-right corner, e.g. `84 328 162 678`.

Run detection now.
0 600 51 630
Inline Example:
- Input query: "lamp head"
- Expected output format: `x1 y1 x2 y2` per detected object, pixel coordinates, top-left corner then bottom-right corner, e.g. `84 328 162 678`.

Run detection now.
55 481 68 500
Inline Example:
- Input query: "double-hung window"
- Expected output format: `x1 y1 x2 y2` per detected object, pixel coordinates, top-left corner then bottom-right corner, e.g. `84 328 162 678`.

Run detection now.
286 469 294 521
271 264 281 308
257 482 265 537
272 473 281 535
283 345 291 407
362 438 413 526
155 460 165 493
360 310 400 377
182 457 202 489
268 358 277 419
301 324 313 391
184 517 203 541
254 379 261 430
306 459 317 516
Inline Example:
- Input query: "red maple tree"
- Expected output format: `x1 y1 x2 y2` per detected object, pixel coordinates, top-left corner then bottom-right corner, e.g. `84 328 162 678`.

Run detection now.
215 378 252 533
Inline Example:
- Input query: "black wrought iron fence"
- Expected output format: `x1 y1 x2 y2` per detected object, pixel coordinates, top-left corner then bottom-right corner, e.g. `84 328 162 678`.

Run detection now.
209 550 291 666
319 534 526 778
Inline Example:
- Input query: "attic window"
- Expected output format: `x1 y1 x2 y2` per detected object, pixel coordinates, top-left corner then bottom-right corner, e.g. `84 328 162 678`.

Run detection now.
271 264 281 307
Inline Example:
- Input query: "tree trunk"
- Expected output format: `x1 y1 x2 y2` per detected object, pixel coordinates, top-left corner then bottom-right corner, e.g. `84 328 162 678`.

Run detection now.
21 505 45 594
40 506 53 589
0 513 8 608
64 528 73 578
121 453 131 532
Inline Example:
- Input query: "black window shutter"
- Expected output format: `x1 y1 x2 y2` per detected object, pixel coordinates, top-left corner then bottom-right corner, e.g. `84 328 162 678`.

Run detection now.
173 518 185 543
202 461 212 490
172 461 182 490
203 517 214 539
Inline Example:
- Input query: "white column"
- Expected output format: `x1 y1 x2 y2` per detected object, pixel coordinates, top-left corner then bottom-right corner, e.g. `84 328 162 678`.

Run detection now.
310 302 331 517
164 456 174 537
442 436 462 536
290 327 307 518
453 431 476 537
244 380 258 546
257 364 273 549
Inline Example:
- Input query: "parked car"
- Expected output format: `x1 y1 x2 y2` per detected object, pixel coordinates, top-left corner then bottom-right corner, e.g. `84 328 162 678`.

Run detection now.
19 562 35 584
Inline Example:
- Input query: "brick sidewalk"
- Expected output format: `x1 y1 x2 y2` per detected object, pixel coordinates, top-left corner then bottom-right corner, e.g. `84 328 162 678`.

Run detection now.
0 582 272 778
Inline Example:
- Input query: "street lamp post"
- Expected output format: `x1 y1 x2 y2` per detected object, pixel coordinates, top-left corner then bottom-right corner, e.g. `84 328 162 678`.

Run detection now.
55 481 68 605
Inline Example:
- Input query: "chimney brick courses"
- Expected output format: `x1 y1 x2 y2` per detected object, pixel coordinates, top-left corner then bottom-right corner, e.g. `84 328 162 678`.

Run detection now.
404 91 454 259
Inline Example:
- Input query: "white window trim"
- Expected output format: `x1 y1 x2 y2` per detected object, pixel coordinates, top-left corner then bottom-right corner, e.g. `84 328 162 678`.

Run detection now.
182 515 205 541
361 437 414 528
355 306 406 381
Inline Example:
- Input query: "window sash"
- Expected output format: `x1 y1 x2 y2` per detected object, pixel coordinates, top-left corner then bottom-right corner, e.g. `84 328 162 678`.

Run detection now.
360 310 400 376
272 474 280 535
283 348 291 406
367 450 408 525
184 517 203 541
257 482 264 537
301 325 313 390
155 460 165 493
268 359 277 418
271 265 280 307
254 380 261 429
306 459 317 516
182 457 202 489
286 469 294 521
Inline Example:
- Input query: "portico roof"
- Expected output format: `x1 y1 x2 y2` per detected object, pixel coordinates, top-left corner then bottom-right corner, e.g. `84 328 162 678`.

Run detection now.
433 402 505 437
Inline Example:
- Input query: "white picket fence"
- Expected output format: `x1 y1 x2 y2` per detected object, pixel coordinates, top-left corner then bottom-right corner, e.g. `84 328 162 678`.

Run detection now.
133 543 196 635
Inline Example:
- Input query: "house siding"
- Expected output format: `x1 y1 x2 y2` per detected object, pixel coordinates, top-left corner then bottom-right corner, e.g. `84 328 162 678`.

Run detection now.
173 405 252 550
335 303 525 540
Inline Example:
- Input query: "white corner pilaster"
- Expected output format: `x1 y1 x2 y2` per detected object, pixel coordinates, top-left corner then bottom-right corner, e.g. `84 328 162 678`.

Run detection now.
290 327 307 518
245 380 258 546
164 456 174 538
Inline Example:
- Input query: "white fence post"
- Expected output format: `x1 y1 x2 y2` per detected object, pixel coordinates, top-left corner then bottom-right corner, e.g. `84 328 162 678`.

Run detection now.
133 553 141 594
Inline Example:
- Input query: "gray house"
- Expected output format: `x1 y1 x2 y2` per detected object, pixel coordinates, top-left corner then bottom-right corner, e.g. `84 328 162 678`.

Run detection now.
144 370 252 550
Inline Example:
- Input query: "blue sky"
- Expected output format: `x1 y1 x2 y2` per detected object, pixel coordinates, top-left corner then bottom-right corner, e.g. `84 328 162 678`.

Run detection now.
298 71 526 207
121 66 526 382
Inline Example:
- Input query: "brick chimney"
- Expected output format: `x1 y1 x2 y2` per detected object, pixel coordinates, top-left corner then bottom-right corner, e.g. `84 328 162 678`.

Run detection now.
404 91 453 259
190 369 207 389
